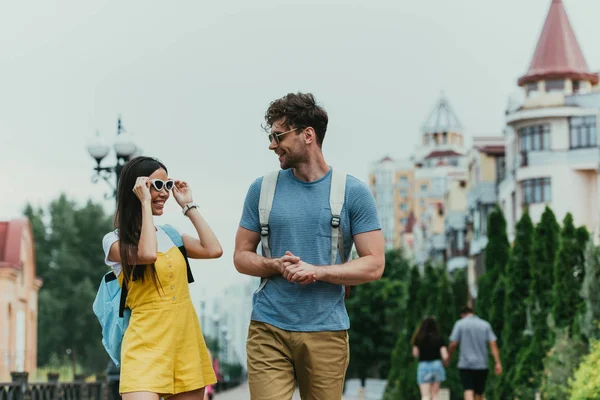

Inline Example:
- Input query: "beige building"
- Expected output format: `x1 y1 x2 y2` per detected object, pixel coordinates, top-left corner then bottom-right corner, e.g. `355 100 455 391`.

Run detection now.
369 95 469 266
499 0 600 241
465 137 505 298
0 219 43 381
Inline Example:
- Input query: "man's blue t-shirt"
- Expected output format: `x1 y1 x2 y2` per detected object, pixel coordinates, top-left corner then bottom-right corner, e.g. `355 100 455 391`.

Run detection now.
239 168 381 332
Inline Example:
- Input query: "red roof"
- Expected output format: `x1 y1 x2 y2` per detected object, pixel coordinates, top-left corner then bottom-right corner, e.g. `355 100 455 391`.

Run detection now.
424 150 462 160
518 0 599 86
477 145 505 156
0 219 29 269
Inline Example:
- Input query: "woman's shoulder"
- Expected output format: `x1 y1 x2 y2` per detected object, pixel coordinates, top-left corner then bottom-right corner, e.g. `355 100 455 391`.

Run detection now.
103 230 119 243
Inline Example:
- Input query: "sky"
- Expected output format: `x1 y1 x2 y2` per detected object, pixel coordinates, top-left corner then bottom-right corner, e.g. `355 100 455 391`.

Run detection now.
2 0 600 300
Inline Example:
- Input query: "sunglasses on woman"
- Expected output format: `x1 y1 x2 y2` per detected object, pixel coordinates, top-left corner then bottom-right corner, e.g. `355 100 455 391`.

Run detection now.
150 179 175 192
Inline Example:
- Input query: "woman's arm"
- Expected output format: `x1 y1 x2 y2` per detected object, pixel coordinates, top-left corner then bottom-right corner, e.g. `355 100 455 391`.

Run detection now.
412 346 419 359
108 177 158 264
173 180 222 259
441 346 449 366
182 207 223 259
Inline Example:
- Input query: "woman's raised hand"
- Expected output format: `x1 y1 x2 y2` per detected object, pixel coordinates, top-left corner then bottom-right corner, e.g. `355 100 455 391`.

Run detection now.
173 180 194 207
133 177 152 204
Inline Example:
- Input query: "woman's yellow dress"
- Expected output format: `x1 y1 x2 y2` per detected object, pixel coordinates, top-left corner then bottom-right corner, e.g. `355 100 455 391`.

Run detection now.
119 245 216 396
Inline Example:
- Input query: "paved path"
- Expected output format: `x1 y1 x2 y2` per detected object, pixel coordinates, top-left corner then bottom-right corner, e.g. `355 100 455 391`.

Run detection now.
216 380 449 400
215 383 357 399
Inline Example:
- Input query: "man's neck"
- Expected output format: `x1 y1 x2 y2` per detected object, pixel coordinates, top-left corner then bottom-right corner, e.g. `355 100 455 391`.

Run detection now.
292 153 330 182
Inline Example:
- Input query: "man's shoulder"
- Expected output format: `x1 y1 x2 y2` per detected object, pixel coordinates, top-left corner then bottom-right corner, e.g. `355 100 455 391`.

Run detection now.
344 174 373 198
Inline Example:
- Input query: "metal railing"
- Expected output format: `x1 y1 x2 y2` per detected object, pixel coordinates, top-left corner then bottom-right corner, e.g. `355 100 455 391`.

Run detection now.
1 373 110 400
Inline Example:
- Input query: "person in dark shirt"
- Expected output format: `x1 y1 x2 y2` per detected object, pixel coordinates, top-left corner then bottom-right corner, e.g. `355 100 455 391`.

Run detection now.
411 316 449 400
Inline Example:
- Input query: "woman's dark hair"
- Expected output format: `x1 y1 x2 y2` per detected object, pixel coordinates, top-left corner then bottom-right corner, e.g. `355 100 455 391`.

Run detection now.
263 92 328 146
411 316 441 346
114 156 166 291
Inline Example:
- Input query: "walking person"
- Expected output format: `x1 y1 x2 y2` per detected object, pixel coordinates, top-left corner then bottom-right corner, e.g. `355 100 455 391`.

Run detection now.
102 156 223 400
447 306 502 400
234 92 385 399
411 316 449 400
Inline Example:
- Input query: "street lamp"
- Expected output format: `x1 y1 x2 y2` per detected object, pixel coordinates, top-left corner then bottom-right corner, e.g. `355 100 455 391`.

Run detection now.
86 116 139 201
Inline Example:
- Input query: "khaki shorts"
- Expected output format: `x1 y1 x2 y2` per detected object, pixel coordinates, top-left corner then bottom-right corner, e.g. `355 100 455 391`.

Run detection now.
246 321 349 400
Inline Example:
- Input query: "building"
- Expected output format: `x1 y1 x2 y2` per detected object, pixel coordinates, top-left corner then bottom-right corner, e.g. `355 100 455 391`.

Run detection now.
0 219 43 381
369 95 469 267
499 0 600 240
465 137 505 298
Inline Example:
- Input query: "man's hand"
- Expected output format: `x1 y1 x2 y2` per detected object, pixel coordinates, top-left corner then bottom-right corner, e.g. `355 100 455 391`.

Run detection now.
495 362 503 376
281 251 317 284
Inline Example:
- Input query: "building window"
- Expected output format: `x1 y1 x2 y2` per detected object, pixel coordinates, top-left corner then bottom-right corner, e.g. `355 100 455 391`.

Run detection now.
400 176 408 183
399 189 409 197
526 82 539 96
522 178 551 205
519 124 550 152
420 199 425 207
546 79 565 92
496 156 506 182
570 116 597 149
573 80 581 93
401 217 408 225
400 203 408 211
420 184 428 192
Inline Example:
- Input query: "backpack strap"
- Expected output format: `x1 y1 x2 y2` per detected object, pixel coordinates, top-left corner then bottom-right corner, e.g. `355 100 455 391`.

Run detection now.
160 224 194 284
258 171 280 259
256 171 280 292
330 169 347 265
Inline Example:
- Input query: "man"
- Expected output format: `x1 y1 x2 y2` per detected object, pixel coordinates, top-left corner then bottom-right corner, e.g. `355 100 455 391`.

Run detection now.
447 306 503 400
234 92 385 399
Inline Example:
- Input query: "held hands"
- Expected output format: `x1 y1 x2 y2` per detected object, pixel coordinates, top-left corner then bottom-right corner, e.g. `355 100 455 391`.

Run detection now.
173 180 194 208
279 251 318 285
133 177 152 204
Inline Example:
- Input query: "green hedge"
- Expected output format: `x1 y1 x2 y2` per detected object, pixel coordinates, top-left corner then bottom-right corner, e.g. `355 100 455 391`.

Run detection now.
569 341 600 399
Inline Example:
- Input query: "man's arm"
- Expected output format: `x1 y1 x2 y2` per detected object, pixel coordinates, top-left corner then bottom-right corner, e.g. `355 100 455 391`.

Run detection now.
447 341 459 361
283 230 385 286
489 341 502 375
316 230 385 285
233 226 299 278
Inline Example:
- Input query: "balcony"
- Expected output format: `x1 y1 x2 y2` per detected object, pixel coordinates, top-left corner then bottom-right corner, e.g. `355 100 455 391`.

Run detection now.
518 148 600 171
447 256 468 272
467 182 497 209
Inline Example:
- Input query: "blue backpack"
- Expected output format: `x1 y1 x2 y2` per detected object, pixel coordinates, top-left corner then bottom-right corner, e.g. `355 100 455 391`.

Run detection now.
92 224 194 367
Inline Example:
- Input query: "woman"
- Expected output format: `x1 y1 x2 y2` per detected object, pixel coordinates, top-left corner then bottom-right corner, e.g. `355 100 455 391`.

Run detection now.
102 156 222 400
411 316 449 400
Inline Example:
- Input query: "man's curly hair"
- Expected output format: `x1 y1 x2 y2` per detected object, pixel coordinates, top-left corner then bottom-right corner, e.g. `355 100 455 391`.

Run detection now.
263 92 328 146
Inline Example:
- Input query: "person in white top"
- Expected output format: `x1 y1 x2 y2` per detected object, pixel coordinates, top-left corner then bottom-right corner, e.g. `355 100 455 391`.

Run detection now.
102 156 222 400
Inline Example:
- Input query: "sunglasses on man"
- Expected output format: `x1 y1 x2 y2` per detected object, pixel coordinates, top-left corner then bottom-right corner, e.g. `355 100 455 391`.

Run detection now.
267 127 305 143
150 179 175 192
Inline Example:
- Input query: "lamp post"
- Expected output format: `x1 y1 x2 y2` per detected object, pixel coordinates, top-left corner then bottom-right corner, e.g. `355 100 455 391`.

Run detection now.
86 117 137 400
86 116 139 202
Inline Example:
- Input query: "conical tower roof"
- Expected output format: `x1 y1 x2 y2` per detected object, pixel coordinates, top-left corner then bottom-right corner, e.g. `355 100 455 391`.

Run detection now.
518 0 598 86
421 94 463 134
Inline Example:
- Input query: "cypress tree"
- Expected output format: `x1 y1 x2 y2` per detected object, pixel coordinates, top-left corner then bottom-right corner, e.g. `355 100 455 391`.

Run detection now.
476 206 510 341
514 206 559 396
492 211 533 399
552 213 580 331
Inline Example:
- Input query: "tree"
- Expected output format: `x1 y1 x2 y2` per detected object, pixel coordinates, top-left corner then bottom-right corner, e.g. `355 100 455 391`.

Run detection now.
476 206 510 341
540 327 587 400
385 265 422 400
347 250 407 386
25 195 113 374
581 236 600 341
552 213 581 332
492 211 533 400
514 206 559 397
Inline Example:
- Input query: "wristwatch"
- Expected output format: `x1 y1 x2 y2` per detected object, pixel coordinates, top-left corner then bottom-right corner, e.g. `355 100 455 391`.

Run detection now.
181 202 199 216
